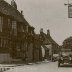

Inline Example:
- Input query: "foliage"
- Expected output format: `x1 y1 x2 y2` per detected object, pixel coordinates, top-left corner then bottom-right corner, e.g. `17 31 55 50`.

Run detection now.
63 37 72 49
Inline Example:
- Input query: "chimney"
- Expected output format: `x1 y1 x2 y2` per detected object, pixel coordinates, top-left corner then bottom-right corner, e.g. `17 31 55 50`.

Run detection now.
47 29 50 36
40 28 43 34
21 10 24 17
11 0 17 9
21 10 23 15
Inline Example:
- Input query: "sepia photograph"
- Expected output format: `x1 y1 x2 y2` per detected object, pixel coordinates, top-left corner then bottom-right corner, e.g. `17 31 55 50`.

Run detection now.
0 0 72 72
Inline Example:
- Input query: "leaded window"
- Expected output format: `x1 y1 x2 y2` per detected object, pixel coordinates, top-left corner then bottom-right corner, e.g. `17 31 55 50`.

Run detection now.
12 21 17 35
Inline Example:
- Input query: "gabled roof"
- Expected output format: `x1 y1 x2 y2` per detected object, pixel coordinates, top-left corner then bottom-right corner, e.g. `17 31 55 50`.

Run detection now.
40 32 59 47
0 0 24 22
46 34 59 46
40 32 51 45
42 45 49 50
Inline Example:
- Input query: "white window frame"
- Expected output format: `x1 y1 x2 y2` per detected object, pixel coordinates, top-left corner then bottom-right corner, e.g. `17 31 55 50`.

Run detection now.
12 21 17 35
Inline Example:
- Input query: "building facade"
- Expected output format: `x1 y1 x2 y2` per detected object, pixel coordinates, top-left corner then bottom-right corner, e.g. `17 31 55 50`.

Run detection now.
0 0 36 63
39 28 59 61
0 0 59 63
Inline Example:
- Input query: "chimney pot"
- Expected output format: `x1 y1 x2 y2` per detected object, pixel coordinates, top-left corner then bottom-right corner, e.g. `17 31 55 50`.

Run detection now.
21 10 24 17
21 10 23 14
47 29 50 35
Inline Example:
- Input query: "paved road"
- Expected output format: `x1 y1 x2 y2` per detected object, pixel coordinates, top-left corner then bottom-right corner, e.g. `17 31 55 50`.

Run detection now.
5 62 72 72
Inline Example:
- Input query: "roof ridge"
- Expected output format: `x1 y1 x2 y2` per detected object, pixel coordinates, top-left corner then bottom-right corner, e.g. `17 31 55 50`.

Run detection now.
0 0 25 22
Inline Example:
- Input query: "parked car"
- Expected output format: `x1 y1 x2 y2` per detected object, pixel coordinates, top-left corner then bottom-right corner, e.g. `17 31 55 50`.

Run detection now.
52 54 58 62
58 49 72 67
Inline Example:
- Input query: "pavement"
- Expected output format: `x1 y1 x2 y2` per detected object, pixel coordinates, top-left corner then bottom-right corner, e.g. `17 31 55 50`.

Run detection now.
1 61 72 72
0 64 16 72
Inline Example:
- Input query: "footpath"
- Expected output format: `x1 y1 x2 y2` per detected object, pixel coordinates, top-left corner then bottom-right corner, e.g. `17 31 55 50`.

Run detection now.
0 60 50 72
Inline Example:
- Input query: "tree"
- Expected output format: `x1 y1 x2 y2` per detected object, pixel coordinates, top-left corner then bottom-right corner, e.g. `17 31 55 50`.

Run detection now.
63 36 72 49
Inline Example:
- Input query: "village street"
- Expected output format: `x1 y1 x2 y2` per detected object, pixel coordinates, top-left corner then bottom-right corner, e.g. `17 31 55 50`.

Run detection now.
4 61 72 72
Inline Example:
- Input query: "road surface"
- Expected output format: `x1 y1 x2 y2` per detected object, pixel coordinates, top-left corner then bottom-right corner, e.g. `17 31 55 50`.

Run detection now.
5 61 72 72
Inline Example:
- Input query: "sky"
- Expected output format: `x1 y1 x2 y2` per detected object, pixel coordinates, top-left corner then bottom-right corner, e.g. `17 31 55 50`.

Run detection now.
4 0 72 45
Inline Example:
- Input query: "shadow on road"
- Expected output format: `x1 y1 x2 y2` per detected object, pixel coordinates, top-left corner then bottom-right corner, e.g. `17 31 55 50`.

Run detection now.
59 65 72 68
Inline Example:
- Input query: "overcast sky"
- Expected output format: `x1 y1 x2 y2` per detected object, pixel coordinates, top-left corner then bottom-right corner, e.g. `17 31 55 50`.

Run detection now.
5 0 72 45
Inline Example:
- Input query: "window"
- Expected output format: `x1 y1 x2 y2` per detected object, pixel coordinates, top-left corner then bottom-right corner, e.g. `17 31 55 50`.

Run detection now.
0 39 3 47
26 26 28 32
8 19 11 33
16 43 21 51
1 38 3 47
3 39 6 48
12 21 16 29
31 30 33 35
8 19 11 27
21 26 24 32
0 39 7 48
12 21 17 35
0 16 3 32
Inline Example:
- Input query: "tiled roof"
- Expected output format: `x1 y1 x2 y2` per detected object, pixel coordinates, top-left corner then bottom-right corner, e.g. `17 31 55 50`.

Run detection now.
40 32 51 45
40 32 59 46
46 34 59 46
0 0 25 22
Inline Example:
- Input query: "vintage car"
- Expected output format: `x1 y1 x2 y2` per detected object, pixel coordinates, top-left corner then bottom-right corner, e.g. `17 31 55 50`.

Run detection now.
52 54 59 62
58 49 72 67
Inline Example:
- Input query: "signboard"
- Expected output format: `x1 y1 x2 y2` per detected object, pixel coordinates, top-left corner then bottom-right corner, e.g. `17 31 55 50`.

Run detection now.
68 5 72 18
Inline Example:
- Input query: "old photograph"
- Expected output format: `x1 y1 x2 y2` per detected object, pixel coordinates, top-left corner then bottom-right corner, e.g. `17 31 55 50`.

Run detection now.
0 0 72 72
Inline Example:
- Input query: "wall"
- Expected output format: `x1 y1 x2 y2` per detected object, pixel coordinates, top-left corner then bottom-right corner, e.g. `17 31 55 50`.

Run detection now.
26 43 33 63
0 53 12 63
